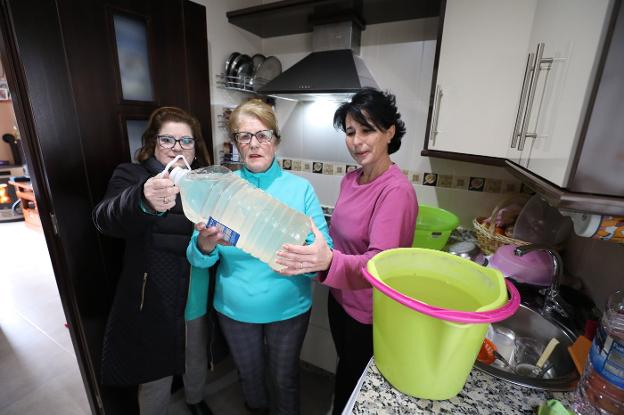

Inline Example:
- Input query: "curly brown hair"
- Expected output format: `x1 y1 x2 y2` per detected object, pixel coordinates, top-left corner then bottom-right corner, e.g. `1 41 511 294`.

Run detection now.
135 106 211 166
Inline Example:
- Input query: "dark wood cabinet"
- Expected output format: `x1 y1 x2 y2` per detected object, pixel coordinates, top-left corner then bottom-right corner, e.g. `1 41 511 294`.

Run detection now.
227 0 441 38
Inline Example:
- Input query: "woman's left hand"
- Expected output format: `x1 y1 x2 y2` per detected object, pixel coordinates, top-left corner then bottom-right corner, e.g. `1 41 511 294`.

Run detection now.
276 219 333 275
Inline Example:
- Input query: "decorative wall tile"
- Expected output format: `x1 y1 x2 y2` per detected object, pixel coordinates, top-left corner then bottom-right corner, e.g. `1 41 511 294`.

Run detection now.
423 172 437 186
453 176 469 190
302 161 312 173
437 174 453 188
272 157 523 195
502 181 520 193
312 161 324 174
346 164 358 174
469 177 485 192
282 158 293 170
484 178 502 193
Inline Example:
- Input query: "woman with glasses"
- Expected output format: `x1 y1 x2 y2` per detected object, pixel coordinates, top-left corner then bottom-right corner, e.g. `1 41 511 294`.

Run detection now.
276 88 418 415
93 107 214 415
187 98 331 415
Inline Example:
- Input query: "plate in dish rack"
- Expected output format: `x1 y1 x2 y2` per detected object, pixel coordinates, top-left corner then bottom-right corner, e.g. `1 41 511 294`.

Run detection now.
253 56 282 91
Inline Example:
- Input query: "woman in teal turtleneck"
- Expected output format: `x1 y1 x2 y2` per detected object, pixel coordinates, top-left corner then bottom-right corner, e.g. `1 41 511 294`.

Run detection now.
187 99 331 415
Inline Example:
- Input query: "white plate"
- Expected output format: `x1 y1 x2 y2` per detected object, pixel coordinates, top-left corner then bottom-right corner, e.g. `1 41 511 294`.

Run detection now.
253 56 282 91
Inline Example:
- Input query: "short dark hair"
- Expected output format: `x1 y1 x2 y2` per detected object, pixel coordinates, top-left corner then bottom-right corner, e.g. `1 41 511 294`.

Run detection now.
136 106 211 166
333 88 406 154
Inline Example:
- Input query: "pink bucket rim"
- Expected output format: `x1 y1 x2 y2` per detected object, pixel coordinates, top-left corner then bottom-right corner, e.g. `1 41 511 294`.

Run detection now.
362 266 520 324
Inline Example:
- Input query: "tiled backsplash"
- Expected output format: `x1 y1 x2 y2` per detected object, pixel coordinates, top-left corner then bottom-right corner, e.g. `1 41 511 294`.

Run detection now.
277 157 522 194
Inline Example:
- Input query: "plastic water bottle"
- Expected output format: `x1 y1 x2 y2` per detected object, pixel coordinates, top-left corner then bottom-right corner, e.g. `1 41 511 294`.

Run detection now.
573 290 624 414
169 162 310 271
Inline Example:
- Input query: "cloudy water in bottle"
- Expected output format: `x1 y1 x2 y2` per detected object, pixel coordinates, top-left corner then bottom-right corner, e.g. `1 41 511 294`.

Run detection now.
167 159 310 271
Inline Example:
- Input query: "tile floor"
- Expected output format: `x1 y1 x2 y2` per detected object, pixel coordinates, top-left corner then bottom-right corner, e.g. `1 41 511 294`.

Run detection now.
0 221 335 414
0 221 90 414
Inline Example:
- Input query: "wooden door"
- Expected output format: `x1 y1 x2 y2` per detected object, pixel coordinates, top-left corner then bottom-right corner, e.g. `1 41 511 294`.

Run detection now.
0 0 212 413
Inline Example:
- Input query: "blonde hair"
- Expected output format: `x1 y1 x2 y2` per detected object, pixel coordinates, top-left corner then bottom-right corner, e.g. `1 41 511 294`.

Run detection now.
228 99 280 144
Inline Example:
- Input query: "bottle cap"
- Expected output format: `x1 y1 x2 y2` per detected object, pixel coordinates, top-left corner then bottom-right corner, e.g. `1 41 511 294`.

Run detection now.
169 166 189 185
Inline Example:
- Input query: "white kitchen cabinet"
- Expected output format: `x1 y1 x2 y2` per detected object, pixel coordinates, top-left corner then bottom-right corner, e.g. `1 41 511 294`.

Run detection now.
428 0 536 157
508 0 613 187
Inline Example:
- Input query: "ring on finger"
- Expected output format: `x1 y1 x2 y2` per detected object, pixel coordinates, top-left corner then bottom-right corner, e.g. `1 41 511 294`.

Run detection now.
299 262 304 270
163 196 168 204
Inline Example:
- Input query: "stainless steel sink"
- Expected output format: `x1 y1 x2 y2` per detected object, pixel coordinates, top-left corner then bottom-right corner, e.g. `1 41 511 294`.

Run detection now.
474 304 579 391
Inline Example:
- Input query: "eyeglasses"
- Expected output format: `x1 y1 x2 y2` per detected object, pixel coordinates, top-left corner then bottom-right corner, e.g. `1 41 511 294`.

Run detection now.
157 135 195 150
232 130 274 145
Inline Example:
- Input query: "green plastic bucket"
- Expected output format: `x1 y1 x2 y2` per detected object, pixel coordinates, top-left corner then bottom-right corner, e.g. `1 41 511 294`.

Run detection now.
365 248 512 400
412 205 459 250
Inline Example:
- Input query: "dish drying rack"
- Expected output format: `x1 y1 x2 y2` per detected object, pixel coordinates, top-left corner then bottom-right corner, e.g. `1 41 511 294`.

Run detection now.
216 73 270 93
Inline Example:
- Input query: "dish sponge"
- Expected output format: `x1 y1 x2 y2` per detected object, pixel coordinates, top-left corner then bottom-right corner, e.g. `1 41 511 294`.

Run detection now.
536 400 574 415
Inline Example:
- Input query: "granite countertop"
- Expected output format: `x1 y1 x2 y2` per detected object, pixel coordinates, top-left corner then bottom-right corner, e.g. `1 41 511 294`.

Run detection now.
348 359 574 414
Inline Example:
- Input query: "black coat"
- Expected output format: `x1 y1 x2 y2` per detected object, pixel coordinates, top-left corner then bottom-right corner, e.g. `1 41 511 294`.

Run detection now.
93 157 193 386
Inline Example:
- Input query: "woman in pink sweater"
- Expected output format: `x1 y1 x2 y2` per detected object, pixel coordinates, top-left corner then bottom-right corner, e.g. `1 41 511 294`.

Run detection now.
277 88 418 414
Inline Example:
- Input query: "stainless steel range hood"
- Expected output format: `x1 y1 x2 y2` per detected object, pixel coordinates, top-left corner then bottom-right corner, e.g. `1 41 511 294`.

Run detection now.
258 21 378 101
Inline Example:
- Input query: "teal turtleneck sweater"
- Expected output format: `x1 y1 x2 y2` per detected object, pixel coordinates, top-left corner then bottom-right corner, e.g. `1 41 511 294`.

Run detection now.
187 159 332 323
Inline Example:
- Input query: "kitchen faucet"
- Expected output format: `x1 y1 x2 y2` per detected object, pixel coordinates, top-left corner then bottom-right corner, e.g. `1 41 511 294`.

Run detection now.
513 244 573 320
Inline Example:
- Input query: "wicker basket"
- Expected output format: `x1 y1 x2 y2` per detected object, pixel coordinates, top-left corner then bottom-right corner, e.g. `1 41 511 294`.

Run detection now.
473 195 531 255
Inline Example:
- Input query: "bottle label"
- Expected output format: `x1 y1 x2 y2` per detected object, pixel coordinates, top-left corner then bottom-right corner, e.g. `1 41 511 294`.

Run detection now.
207 217 240 247
592 216 624 242
589 325 624 388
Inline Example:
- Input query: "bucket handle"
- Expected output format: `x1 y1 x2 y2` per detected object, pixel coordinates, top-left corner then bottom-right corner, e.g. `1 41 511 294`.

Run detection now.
362 267 520 324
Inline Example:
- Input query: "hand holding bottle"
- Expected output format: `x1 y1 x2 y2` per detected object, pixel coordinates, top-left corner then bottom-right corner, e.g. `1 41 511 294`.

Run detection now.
195 222 224 254
276 219 333 275
143 171 179 212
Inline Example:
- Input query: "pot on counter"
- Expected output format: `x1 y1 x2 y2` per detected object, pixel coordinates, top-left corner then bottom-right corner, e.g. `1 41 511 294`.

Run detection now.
447 241 488 266
488 244 553 286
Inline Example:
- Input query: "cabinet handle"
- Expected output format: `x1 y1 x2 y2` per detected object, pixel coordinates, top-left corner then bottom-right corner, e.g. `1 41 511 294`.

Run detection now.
429 84 443 147
511 53 536 148
518 43 545 151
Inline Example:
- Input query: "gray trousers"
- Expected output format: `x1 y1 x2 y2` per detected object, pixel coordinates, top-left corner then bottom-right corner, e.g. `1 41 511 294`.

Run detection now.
218 310 311 415
138 315 208 415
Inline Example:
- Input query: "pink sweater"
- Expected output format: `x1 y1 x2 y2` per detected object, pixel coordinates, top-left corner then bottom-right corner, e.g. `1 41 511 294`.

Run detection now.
320 164 418 324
